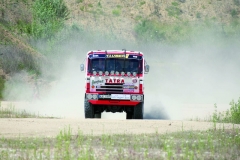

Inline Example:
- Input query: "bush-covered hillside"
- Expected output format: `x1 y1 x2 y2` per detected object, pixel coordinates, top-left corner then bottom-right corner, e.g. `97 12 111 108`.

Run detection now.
0 0 239 101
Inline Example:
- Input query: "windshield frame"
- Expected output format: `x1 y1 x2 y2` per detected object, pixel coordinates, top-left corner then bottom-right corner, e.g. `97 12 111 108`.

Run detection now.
88 56 143 74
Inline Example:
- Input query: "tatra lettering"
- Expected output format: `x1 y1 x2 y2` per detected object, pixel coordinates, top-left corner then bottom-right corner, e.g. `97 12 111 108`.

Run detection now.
105 79 125 83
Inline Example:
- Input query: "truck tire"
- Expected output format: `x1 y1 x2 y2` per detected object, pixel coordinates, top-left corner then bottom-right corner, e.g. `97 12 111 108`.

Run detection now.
133 102 144 119
84 99 94 118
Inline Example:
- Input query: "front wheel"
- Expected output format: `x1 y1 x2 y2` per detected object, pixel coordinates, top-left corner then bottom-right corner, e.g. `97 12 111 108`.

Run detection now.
133 102 144 119
84 99 94 118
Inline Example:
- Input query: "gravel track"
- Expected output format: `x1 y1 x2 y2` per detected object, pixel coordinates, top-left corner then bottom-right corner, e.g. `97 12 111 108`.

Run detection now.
0 118 239 138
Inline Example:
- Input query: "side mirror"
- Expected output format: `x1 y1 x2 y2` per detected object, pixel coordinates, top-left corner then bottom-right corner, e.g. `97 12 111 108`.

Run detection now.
145 65 150 73
80 64 84 71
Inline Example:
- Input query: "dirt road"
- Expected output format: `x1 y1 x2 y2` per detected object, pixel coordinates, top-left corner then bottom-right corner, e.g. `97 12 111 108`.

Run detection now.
1 101 239 138
0 118 239 138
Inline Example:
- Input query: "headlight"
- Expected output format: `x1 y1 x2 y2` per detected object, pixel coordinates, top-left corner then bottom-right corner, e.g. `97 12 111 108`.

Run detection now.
92 94 97 99
137 95 142 101
121 72 125 76
99 71 103 76
132 95 136 100
132 72 137 77
115 71 119 76
105 71 109 76
87 94 93 99
110 70 114 75
93 71 97 76
127 72 131 76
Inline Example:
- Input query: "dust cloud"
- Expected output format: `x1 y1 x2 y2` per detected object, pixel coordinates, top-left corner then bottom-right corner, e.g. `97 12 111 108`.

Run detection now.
142 33 240 120
3 28 240 120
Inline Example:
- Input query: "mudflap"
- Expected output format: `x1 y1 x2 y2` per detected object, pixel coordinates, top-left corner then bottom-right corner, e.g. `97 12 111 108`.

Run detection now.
133 102 144 119
126 112 133 119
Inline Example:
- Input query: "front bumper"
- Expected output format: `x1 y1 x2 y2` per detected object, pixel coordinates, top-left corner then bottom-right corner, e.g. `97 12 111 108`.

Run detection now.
85 93 143 106
88 99 140 106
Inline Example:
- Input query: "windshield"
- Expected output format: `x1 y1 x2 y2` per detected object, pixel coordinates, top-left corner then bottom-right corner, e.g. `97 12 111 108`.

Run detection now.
88 58 142 73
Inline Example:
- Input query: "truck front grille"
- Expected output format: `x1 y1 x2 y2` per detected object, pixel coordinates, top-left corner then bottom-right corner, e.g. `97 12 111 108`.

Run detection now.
96 84 123 93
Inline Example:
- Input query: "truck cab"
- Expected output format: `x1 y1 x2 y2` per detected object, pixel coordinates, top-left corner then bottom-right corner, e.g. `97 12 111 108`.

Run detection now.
80 50 149 119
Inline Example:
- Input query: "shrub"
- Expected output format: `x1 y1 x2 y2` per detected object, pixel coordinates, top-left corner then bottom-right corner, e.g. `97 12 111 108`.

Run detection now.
140 1 146 6
31 0 69 39
134 20 166 42
112 9 121 16
0 46 40 75
88 3 93 8
213 98 240 124
134 19 195 43
80 6 85 11
98 1 102 7
229 99 240 123
178 0 186 3
0 77 5 100
76 0 83 3
166 6 182 17
233 0 240 6
172 2 179 6
230 9 238 18
196 12 201 18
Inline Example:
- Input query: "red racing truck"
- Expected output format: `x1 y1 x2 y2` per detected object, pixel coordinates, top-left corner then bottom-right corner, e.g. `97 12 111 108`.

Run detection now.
80 50 149 119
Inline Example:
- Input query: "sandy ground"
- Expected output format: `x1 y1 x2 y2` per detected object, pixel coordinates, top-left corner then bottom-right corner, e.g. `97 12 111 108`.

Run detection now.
1 118 239 138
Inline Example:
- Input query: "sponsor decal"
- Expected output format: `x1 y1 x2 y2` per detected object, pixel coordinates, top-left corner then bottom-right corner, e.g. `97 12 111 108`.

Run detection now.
132 78 137 83
91 85 95 88
105 78 124 83
92 80 104 84
106 54 129 58
93 54 99 57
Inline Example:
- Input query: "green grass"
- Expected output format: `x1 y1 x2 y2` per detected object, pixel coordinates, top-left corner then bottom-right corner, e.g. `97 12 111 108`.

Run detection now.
0 126 239 159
